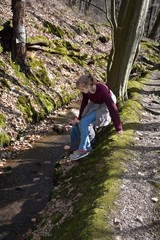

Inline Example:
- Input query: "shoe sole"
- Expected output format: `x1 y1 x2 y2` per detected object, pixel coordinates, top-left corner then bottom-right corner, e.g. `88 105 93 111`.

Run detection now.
70 151 90 160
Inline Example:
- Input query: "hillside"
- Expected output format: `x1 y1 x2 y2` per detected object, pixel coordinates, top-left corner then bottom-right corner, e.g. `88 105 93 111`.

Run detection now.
0 0 111 154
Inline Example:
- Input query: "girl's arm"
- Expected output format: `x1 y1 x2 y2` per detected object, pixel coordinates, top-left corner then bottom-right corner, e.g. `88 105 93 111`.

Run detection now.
101 87 122 132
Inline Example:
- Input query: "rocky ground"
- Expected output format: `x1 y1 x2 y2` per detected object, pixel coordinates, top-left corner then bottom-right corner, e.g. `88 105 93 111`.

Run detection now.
110 70 160 240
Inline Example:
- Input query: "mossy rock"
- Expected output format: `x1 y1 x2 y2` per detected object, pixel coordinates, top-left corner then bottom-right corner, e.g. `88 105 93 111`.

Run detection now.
0 130 10 148
28 59 52 86
43 21 64 38
27 35 50 45
0 114 6 128
74 20 95 35
1 78 11 90
17 95 38 123
65 41 80 51
0 115 11 147
98 35 110 43
0 44 3 53
37 92 55 114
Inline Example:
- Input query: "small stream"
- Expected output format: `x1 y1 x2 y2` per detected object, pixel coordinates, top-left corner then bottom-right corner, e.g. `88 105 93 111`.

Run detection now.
0 99 80 240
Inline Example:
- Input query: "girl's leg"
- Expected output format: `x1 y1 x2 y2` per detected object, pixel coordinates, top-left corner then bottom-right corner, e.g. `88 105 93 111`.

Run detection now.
78 111 96 151
70 125 80 151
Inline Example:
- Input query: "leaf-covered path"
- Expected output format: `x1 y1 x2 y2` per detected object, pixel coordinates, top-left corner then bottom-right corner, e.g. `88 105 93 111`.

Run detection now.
110 71 160 240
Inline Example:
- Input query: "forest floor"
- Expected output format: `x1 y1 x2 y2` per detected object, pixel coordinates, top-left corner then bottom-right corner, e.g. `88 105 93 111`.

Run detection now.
109 70 160 240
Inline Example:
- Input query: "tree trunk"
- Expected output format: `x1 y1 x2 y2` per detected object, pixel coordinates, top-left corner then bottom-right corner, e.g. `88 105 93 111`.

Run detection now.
11 0 27 70
149 10 160 40
145 0 160 36
107 0 150 100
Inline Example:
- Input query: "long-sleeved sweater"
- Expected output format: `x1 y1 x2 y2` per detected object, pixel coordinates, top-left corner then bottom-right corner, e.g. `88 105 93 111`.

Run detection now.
79 82 122 132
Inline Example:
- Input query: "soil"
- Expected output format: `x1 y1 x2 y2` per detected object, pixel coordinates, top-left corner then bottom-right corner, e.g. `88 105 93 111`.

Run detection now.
110 70 160 240
0 130 69 240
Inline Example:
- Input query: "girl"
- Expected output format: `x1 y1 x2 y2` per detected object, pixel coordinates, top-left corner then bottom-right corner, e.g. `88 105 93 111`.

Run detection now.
70 73 123 160
64 108 95 153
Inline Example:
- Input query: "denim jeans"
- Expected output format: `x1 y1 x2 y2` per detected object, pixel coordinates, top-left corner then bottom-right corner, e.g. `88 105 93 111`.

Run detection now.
70 122 95 151
70 124 80 151
78 110 96 151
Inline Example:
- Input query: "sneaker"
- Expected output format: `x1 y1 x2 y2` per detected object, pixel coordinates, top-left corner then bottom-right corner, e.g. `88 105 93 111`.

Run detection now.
86 146 92 152
69 150 90 161
72 147 92 155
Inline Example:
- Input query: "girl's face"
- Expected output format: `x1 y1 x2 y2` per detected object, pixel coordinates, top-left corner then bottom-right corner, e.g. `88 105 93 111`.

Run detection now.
78 84 91 94
69 118 78 125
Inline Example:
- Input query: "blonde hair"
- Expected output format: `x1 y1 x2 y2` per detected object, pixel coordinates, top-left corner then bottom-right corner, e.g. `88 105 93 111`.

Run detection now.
66 109 79 119
76 73 96 88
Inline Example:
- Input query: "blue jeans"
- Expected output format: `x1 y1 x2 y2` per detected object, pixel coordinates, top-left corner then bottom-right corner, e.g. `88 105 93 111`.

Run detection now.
70 125 80 151
70 121 95 151
78 111 96 151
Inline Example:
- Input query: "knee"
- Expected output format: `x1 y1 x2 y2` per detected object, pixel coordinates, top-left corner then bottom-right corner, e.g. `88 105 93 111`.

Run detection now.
79 118 86 128
71 125 78 134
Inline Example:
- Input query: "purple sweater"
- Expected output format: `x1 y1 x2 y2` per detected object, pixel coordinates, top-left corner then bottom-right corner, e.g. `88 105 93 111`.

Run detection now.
79 82 122 132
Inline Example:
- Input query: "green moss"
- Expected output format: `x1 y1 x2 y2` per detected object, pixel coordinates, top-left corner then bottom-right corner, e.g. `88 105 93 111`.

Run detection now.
0 115 11 147
140 40 160 66
65 41 79 51
27 35 50 45
64 27 76 39
0 44 3 53
0 114 6 128
43 21 64 38
1 78 11 90
0 130 10 147
39 65 51 87
0 25 4 31
60 86 76 105
37 92 55 113
92 54 108 67
27 59 51 86
53 46 69 55
17 95 38 123
10 61 30 86
0 60 5 68
83 38 93 46
68 52 89 66
74 20 95 36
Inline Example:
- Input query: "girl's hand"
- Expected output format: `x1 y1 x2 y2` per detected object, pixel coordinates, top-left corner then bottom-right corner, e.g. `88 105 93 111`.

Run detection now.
117 130 123 134
63 125 72 132
64 145 71 150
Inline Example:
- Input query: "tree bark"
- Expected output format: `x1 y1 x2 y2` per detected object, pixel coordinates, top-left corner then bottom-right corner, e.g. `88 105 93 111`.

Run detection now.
11 0 27 70
145 0 160 36
149 10 160 40
107 0 150 100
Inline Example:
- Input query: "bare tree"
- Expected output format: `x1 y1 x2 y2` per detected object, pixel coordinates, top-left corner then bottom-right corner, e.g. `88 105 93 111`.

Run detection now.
68 0 77 7
145 0 160 36
106 0 150 101
11 0 28 72
148 8 160 41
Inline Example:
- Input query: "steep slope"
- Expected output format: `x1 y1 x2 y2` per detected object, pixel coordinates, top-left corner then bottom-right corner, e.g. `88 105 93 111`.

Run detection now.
0 0 110 151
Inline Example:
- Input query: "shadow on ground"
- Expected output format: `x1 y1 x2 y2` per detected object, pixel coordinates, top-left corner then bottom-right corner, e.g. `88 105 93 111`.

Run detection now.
0 133 69 240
